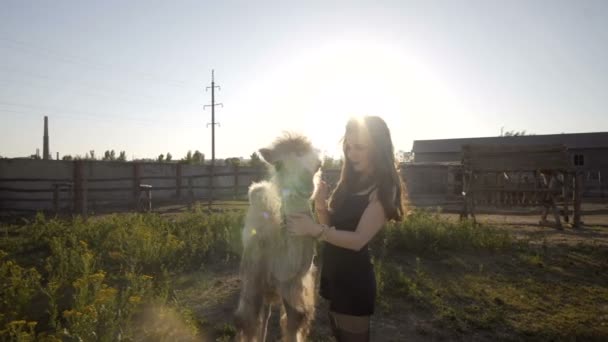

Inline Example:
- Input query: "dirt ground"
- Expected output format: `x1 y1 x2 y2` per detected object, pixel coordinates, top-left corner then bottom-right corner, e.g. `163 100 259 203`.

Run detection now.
440 209 608 247
178 261 427 341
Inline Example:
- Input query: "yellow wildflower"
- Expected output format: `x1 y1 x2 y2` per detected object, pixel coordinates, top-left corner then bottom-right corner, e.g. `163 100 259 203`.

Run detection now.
128 295 142 304
94 287 118 304
8 320 26 326
108 251 123 260
62 310 76 318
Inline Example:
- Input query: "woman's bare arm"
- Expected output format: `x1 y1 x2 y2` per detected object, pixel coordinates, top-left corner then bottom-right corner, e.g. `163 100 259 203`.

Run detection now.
321 198 387 251
289 190 388 251
315 202 331 225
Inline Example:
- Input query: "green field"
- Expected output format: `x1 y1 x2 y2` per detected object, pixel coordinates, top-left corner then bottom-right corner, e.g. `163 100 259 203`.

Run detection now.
1 207 607 341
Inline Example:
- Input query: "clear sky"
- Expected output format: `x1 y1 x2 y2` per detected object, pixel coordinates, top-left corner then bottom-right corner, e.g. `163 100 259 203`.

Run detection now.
1 0 607 160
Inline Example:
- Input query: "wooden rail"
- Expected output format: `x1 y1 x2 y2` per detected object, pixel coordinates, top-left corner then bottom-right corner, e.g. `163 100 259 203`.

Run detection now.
460 144 583 228
0 161 272 216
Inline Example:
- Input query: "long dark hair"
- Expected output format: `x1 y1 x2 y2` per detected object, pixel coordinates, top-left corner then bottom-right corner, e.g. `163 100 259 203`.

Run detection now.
328 116 408 221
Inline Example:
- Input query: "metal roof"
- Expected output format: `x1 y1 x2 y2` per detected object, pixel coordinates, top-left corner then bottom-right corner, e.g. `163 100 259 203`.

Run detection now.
412 132 608 153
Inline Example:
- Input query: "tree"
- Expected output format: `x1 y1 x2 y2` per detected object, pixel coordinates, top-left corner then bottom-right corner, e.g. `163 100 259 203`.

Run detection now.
192 150 204 164
158 154 165 162
166 152 172 162
102 150 116 161
62 155 73 161
249 152 263 168
225 157 241 168
117 151 127 162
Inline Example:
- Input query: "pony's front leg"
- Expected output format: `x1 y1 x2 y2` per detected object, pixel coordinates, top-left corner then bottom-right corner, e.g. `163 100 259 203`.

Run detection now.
235 287 264 341
280 299 311 342
260 302 272 341
235 253 269 342
235 292 273 342
279 269 316 342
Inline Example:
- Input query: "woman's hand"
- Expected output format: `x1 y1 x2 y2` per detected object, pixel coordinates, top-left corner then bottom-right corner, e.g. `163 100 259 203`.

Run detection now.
313 180 329 210
287 213 321 237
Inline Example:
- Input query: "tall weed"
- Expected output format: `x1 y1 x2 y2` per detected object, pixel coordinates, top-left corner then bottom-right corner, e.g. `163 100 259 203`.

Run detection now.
372 209 512 257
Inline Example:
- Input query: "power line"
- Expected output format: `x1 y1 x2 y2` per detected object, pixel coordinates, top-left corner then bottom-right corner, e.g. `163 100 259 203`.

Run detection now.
0 77 180 110
0 109 168 127
0 65 191 105
0 37 198 88
0 101 195 126
0 108 195 128
0 100 154 122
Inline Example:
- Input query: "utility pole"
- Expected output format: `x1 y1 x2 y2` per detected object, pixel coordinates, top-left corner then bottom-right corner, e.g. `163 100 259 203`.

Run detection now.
204 70 223 207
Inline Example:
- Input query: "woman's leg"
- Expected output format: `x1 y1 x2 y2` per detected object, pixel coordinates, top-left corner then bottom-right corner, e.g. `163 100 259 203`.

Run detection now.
328 310 339 338
329 311 370 342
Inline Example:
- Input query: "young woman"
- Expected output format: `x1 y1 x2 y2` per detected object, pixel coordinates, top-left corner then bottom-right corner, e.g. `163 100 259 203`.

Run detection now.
287 116 407 341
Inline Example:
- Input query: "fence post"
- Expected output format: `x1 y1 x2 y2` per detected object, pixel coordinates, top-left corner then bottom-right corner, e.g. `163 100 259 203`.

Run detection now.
73 160 87 218
133 163 141 210
53 184 59 214
573 171 583 228
176 163 182 199
234 164 239 200
188 177 194 209
208 164 214 208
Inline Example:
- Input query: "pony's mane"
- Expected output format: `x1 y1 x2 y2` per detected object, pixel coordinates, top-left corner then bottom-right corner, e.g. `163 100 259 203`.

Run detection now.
270 132 313 157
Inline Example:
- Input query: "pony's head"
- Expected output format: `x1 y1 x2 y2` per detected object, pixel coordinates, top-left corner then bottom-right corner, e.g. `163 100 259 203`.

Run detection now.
258 132 321 206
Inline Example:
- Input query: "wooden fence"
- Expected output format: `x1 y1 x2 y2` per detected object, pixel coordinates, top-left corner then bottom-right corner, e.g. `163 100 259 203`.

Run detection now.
0 161 257 216
460 144 583 228
0 159 343 217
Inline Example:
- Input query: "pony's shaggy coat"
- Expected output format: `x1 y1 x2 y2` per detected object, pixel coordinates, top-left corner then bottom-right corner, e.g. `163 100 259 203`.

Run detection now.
235 133 320 342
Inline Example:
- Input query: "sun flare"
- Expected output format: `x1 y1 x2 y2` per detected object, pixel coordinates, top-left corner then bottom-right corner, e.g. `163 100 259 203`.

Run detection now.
238 37 464 159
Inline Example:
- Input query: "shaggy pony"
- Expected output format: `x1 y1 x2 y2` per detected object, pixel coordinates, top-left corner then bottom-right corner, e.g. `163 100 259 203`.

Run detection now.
235 133 321 342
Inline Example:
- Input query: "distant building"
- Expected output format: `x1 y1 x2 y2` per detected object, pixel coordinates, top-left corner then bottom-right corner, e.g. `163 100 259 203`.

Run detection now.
413 132 608 169
403 132 608 205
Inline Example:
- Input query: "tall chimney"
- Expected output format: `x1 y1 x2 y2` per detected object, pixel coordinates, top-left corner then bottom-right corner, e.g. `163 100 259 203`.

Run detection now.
43 116 49 160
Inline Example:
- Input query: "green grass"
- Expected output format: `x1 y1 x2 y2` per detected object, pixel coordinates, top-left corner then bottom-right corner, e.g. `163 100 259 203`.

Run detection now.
371 211 608 340
0 205 244 341
1 208 607 341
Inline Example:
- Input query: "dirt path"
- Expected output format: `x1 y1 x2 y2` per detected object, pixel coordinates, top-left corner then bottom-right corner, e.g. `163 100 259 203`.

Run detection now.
440 212 608 246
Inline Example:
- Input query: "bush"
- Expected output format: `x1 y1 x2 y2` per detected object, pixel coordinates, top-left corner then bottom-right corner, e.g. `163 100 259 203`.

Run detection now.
0 209 244 340
371 210 512 257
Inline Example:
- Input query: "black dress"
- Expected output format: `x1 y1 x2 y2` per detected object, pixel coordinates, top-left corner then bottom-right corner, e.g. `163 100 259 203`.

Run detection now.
319 188 376 316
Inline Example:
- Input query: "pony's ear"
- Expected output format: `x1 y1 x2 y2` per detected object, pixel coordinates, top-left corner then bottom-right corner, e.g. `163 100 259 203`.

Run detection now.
258 148 274 164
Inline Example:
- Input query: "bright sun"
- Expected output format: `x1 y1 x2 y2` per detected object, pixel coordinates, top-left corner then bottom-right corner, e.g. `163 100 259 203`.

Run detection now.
239 37 463 159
